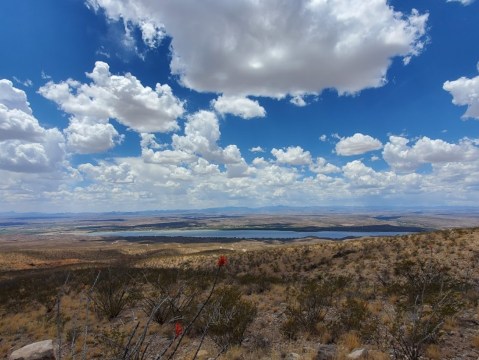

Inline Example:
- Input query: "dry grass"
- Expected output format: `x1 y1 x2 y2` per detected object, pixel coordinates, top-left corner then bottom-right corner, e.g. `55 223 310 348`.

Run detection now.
337 332 361 352
1 227 479 359
472 334 479 349
425 344 442 359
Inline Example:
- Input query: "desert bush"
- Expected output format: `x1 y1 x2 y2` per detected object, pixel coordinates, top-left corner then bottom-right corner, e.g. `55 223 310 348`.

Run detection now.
91 267 138 320
98 326 129 359
202 285 257 352
383 258 463 360
281 276 348 338
0 270 70 313
330 297 378 342
141 277 199 326
387 259 459 306
235 273 281 294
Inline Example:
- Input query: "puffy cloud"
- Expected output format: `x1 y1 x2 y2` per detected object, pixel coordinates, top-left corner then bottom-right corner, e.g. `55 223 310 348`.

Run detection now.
290 95 307 107
250 146 264 153
342 160 386 188
87 0 428 98
443 62 479 119
0 80 66 173
335 133 383 156
226 160 253 178
79 162 135 183
140 133 162 149
0 105 45 142
0 130 65 173
310 157 340 174
342 159 421 191
383 136 479 172
0 79 32 114
64 118 123 154
191 158 220 176
271 146 312 166
142 148 196 165
212 95 266 119
252 157 268 167
39 61 185 133
7 133 479 211
172 110 244 164
252 163 299 186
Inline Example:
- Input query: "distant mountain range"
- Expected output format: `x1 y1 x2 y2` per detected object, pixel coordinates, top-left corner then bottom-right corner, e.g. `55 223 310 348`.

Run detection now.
1 205 479 219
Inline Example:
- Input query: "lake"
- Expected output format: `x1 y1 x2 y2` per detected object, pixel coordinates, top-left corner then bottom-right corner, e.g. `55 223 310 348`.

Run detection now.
89 229 411 239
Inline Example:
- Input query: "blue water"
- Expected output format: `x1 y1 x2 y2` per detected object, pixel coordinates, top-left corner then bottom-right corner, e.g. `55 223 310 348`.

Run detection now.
89 229 410 239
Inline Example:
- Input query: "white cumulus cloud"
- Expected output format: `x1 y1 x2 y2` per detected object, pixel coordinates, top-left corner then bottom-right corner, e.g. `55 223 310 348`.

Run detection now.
39 61 185 135
250 146 264 153
0 80 66 173
0 79 32 114
79 162 136 183
172 110 244 165
271 146 312 166
443 62 479 120
86 0 428 98
335 133 383 156
64 118 124 154
212 95 266 119
0 105 45 142
383 136 479 172
310 157 340 174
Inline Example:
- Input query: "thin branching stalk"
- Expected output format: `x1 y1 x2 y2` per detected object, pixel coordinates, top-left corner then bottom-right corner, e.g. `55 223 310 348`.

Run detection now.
191 320 210 360
82 271 101 360
166 266 222 360
128 299 169 359
56 272 70 360
122 321 140 359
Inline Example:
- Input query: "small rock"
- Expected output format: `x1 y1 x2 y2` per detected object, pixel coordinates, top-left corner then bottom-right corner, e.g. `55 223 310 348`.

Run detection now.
9 340 56 360
315 344 336 360
347 348 368 359
285 353 301 360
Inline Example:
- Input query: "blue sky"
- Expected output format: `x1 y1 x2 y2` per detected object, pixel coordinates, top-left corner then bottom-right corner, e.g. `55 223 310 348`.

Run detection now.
1 0 479 212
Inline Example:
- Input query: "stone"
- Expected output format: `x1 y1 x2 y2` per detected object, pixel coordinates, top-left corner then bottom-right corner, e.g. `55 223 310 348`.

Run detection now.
9 340 56 360
315 344 336 360
347 348 368 359
285 353 301 360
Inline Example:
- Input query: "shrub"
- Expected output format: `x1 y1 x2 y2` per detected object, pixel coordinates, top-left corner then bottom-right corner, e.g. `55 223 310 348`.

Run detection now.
141 278 199 325
383 258 463 360
330 297 378 342
281 276 348 337
203 286 257 351
91 267 137 320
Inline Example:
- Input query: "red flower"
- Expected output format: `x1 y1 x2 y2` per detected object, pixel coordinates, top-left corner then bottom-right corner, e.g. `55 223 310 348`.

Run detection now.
217 255 227 267
175 322 183 338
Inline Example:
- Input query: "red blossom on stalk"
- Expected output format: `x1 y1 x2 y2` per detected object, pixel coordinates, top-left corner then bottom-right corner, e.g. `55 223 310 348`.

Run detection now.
217 255 227 267
175 322 183 338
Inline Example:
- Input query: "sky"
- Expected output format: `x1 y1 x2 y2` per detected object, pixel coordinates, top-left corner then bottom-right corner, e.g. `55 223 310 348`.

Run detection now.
0 0 479 213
